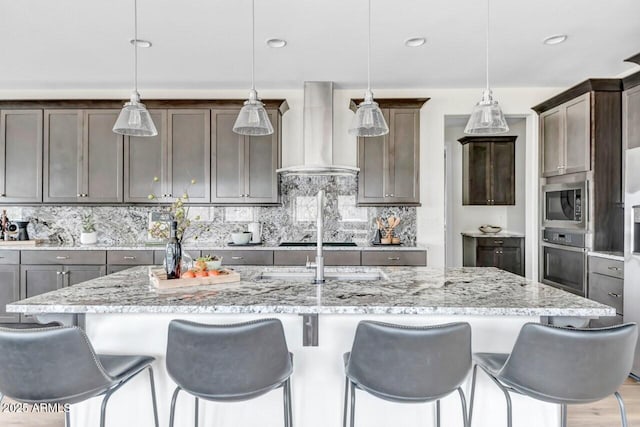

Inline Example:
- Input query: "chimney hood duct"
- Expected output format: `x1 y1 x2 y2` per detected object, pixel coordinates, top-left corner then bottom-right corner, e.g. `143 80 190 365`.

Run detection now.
277 81 359 176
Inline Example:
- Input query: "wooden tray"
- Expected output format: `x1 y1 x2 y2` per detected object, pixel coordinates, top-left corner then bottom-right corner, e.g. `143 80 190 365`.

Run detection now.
149 267 241 290
0 239 45 246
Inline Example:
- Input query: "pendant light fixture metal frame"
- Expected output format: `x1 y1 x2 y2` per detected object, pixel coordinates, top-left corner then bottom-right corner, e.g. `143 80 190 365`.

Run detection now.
348 0 389 138
113 0 158 137
464 0 509 135
233 0 274 136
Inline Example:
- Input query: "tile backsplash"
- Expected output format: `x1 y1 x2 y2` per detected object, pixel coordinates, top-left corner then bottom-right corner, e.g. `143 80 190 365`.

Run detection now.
3 176 417 246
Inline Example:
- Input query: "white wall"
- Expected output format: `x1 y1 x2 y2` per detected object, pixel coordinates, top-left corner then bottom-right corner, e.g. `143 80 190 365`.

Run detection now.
0 86 561 278
444 116 527 268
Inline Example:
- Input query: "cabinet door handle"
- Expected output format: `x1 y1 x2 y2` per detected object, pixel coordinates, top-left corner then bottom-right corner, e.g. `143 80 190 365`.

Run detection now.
231 256 244 260
607 266 621 271
55 256 70 260
387 257 401 261
61 271 68 275
123 256 136 260
608 292 621 298
56 271 62 275
77 193 82 197
493 240 504 244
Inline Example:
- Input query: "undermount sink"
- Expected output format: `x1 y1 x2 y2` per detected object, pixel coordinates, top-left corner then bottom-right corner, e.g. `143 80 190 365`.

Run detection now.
255 267 386 282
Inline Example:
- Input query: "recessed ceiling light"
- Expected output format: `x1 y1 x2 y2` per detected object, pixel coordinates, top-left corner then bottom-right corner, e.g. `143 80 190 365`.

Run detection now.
404 37 426 47
130 39 152 48
266 38 287 48
543 34 568 46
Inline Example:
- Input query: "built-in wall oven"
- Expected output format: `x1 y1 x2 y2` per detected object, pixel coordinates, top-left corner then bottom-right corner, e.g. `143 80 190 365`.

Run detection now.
541 229 588 296
542 181 587 230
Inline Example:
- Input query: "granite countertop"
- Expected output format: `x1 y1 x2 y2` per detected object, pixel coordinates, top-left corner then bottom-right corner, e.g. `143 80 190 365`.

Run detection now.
587 251 624 262
7 266 613 317
461 232 526 238
0 243 427 252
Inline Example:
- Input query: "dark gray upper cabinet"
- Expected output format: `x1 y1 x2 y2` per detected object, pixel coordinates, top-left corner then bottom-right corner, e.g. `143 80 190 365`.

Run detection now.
124 110 168 203
623 84 640 150
44 109 123 203
459 135 516 206
0 110 43 203
354 100 426 206
125 109 211 203
211 109 280 204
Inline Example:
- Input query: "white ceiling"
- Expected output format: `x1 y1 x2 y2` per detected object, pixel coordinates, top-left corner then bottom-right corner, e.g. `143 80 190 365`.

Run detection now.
1 0 639 91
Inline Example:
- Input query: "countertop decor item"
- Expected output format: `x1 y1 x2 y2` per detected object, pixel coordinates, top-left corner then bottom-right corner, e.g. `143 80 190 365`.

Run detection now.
112 0 157 137
233 0 274 136
231 232 253 245
149 267 240 290
348 0 389 137
478 224 502 234
464 0 509 135
80 212 97 245
378 216 401 244
248 222 262 243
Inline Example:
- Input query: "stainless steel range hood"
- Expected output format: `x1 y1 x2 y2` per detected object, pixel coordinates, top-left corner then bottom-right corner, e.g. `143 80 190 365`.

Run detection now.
277 81 359 176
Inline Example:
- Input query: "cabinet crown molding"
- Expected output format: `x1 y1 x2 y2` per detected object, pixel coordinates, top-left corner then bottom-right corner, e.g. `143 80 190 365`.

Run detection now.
532 79 622 114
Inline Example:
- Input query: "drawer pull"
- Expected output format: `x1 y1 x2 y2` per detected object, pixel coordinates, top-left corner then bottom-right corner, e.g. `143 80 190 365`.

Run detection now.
55 256 70 260
231 256 244 260
607 266 621 271
387 257 401 261
607 292 622 298
493 240 504 244
123 256 136 260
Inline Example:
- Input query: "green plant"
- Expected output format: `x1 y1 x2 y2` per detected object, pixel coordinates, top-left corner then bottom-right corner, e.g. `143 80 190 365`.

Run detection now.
81 211 96 233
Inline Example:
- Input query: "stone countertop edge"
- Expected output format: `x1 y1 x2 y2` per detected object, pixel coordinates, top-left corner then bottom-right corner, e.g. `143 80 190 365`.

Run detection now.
587 251 624 262
460 232 526 238
0 243 428 252
7 266 614 318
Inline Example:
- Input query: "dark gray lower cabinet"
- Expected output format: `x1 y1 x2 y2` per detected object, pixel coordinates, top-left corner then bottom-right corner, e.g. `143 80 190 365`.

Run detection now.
463 236 525 277
0 265 20 323
588 255 623 327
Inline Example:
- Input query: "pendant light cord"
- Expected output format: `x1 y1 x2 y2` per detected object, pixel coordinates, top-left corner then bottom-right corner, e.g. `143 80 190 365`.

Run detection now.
251 0 255 91
485 0 490 91
133 0 138 94
367 0 371 92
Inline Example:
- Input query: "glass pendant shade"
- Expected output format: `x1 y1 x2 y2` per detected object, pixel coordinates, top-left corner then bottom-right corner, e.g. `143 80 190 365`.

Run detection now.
464 89 509 135
113 92 158 137
348 90 389 137
233 89 274 136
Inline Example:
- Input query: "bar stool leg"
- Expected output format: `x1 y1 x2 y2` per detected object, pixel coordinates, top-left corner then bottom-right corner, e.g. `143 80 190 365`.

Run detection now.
169 387 182 427
435 400 441 427
468 364 478 426
560 404 567 427
350 381 356 427
65 410 71 427
194 397 199 427
287 379 293 427
147 367 160 427
481 367 512 427
457 387 469 427
99 390 115 427
283 381 289 427
342 377 349 427
614 392 629 427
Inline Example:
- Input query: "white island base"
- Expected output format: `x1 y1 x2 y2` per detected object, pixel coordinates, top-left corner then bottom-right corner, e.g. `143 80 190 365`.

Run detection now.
70 313 560 427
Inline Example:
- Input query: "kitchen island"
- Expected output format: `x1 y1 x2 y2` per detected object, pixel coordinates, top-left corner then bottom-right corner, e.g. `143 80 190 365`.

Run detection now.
8 266 614 427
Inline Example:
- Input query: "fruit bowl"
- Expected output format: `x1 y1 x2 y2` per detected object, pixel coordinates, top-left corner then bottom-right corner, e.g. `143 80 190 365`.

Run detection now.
479 225 502 234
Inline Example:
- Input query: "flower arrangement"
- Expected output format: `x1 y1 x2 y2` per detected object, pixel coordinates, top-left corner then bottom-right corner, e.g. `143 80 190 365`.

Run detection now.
81 211 96 233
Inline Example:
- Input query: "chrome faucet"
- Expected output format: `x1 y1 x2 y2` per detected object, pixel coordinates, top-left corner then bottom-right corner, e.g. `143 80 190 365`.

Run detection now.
306 190 325 283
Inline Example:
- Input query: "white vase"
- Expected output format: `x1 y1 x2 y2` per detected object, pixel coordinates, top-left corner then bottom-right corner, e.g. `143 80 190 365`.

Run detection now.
80 232 97 245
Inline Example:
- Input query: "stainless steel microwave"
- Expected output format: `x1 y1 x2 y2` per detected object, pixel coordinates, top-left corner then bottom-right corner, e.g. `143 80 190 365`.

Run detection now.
542 182 588 230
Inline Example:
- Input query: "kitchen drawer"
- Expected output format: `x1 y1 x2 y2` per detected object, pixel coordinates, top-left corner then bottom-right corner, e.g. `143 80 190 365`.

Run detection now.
589 314 623 328
107 250 154 265
588 272 623 315
588 256 623 279
274 250 360 266
361 251 427 266
21 250 106 265
153 250 201 265
200 250 273 266
476 237 522 248
0 250 20 264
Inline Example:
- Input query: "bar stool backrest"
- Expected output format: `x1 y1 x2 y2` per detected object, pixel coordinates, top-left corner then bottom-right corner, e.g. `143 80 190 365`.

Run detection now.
0 326 112 404
346 321 472 402
166 319 292 401
499 323 638 404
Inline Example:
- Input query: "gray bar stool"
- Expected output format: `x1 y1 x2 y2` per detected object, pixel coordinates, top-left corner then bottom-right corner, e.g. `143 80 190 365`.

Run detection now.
0 325 159 427
469 322 638 427
166 319 294 427
343 321 472 427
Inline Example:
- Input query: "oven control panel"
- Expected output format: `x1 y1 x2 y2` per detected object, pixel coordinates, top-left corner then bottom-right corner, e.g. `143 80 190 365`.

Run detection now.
542 229 586 248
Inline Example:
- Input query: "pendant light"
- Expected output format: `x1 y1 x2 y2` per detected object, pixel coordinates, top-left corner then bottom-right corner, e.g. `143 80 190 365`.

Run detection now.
464 0 509 135
348 0 389 137
113 0 157 137
233 0 274 136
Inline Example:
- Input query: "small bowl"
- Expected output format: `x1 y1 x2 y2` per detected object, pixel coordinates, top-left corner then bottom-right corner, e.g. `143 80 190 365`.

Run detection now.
479 225 502 234
231 232 252 245
206 257 223 270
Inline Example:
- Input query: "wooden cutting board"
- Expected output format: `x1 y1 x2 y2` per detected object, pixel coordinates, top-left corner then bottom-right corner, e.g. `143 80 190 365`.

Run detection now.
149 267 241 290
0 239 45 246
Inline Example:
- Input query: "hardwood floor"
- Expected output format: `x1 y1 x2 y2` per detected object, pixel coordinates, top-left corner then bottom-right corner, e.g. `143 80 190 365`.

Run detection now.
1 378 638 426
